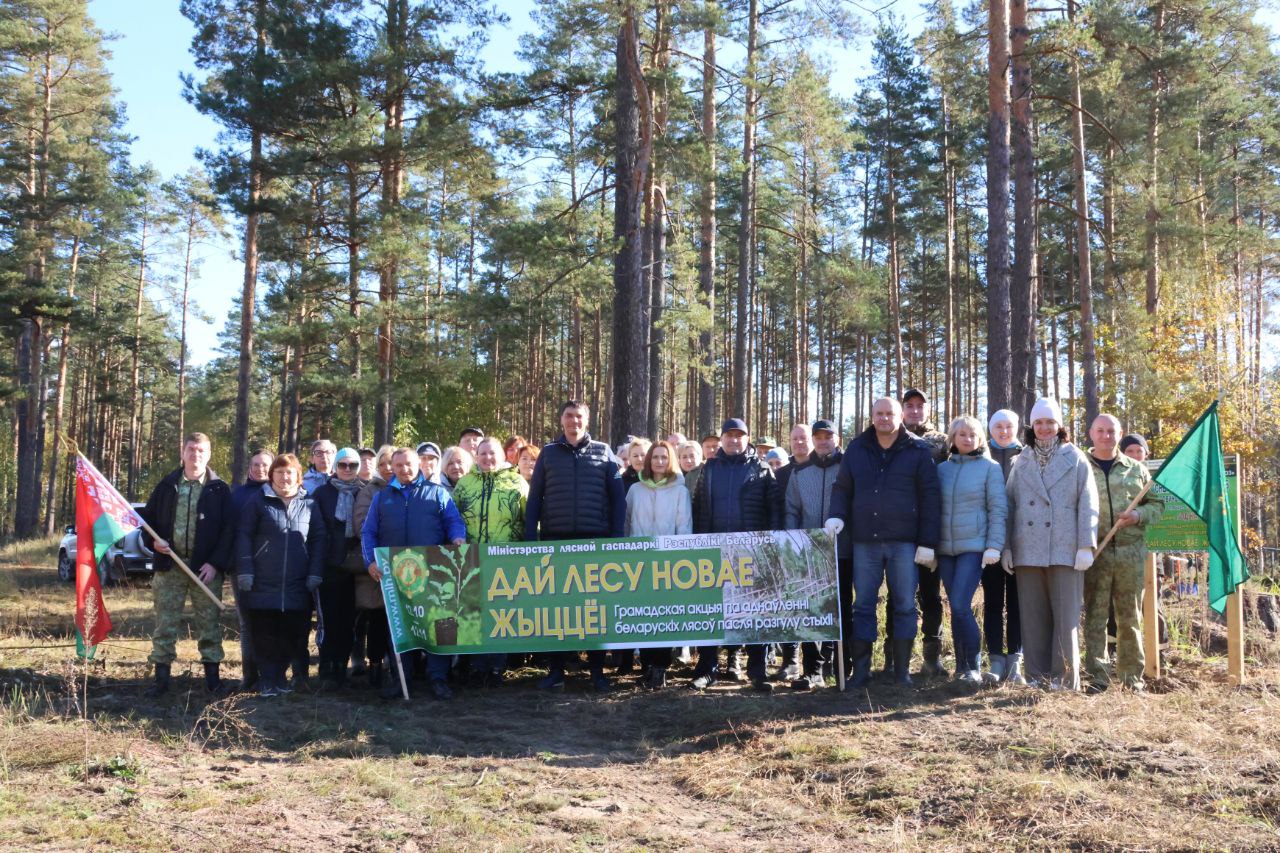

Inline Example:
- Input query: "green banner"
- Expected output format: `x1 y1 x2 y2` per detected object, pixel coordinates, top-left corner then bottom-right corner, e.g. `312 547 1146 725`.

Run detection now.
1144 455 1239 552
375 530 841 654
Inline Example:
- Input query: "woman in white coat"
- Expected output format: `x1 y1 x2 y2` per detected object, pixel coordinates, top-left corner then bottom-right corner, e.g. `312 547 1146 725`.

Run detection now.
625 439 693 688
1003 397 1099 691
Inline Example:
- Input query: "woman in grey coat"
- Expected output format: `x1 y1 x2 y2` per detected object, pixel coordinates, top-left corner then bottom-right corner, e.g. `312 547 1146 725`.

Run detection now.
1002 398 1099 691
936 416 1007 684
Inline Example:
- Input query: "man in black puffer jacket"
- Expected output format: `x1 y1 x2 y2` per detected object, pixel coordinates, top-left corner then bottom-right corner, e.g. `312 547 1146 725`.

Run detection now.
824 398 941 689
525 400 626 693
689 418 779 692
139 432 236 697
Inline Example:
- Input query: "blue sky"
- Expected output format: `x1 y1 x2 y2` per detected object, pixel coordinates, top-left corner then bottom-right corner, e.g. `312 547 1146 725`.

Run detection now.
87 0 925 366
87 0 1275 367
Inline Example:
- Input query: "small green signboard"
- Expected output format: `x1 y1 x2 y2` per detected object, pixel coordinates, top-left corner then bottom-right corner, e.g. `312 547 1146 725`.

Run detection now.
1144 454 1239 552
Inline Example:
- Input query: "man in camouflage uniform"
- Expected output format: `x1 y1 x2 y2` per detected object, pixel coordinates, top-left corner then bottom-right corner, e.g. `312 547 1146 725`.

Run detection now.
1084 415 1164 691
140 432 235 696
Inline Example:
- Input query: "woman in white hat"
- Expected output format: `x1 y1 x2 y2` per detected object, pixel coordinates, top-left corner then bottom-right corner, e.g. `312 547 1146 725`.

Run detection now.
1002 398 1099 690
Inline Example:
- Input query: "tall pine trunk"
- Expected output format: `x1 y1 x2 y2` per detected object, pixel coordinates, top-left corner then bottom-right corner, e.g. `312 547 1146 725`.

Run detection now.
986 0 1012 414
696 7 717 437
375 0 407 446
1010 0 1037 414
1067 0 1097 428
127 202 150 498
609 6 652 446
732 0 759 417
43 217 83 535
231 0 269 485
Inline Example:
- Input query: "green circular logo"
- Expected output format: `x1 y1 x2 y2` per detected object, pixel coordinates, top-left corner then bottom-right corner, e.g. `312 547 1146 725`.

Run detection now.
393 551 429 597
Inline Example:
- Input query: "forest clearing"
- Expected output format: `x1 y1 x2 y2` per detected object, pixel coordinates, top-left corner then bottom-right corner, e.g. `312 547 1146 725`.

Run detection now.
2 540 1278 851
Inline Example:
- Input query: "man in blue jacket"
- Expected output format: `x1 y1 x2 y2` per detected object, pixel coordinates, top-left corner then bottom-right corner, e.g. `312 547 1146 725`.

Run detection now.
824 398 941 688
689 417 780 692
362 447 467 699
524 400 626 693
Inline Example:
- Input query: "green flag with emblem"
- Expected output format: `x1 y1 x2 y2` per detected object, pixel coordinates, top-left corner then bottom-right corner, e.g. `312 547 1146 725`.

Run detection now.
1152 401 1249 613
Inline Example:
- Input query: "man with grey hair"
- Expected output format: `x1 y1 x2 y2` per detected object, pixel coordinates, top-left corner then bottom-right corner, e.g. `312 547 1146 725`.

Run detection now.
1084 414 1164 691
303 439 337 494
785 419 849 689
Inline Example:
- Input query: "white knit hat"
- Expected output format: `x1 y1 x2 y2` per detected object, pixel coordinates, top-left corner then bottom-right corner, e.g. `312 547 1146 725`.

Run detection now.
1028 397 1063 425
988 409 1020 432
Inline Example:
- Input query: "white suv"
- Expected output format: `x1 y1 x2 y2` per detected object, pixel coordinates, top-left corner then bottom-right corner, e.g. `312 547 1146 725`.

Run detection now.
57 503 154 584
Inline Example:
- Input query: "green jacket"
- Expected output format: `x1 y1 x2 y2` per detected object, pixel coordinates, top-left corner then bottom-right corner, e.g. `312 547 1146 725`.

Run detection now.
453 466 528 544
1090 453 1164 553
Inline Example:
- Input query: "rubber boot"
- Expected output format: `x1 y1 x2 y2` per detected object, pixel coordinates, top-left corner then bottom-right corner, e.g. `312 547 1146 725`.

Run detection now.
877 639 895 680
203 662 226 694
919 639 948 678
146 663 171 698
848 641 874 689
240 660 259 694
892 640 914 686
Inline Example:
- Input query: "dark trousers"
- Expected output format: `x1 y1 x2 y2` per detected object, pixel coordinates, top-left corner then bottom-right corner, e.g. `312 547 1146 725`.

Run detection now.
981 564 1022 655
693 644 741 676
692 645 765 679
802 558 853 674
249 609 311 687
639 647 673 669
318 576 356 673
883 563 944 646
548 650 606 677
363 607 391 666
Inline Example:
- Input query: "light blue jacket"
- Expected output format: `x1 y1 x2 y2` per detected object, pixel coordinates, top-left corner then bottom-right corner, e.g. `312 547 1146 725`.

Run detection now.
937 451 1008 555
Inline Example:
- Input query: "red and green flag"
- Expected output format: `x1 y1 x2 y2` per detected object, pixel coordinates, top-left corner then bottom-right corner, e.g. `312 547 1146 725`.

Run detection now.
73 454 143 654
1153 401 1249 613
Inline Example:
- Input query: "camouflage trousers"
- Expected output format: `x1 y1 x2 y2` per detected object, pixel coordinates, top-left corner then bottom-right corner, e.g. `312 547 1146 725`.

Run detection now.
148 566 225 665
1083 546 1146 688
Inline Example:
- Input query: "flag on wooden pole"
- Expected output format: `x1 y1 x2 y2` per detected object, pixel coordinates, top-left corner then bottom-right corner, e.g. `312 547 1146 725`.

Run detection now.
1152 401 1248 613
73 454 143 653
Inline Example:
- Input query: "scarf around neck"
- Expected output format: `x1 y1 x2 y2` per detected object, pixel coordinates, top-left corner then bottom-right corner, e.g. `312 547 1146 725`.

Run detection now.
1033 437 1061 469
329 476 363 537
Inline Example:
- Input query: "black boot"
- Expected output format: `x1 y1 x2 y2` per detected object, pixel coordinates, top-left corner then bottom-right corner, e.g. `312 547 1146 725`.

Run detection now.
920 639 948 678
892 640 915 686
878 639 894 680
204 662 227 694
240 661 259 693
146 663 171 698
847 641 873 689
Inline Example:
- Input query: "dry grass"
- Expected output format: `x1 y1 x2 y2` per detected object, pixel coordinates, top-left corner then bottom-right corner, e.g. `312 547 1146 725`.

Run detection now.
1 552 1278 850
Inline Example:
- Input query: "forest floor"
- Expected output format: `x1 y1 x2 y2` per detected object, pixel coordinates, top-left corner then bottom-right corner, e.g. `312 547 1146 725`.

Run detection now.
1 538 1278 851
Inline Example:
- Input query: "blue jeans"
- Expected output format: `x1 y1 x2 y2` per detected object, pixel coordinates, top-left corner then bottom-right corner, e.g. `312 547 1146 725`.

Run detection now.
852 541 918 643
938 552 983 672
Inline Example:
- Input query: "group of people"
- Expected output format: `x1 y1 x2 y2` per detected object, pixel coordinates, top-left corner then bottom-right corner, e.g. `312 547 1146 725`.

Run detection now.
135 390 1162 701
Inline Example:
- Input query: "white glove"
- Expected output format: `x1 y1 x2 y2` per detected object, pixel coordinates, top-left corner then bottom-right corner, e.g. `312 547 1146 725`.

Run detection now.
914 546 937 570
1001 550 1014 575
1074 549 1094 572
981 548 1001 567
823 518 844 537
